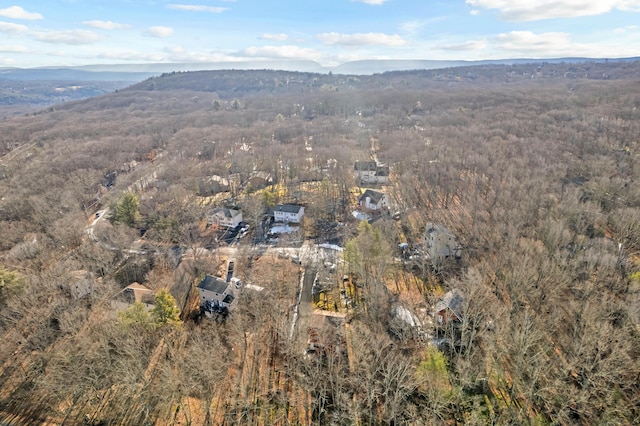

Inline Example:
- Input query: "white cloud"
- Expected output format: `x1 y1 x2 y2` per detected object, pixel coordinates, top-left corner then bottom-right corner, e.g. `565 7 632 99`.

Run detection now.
352 0 391 5
470 9 480 15
400 17 446 35
162 45 236 62
97 50 167 62
494 31 572 53
466 0 640 21
260 33 289 42
0 6 42 20
32 30 101 45
476 29 640 58
82 20 131 30
146 26 174 38
442 39 487 51
613 24 639 33
423 28 640 60
317 32 406 46
0 44 29 53
167 4 229 13
239 45 324 62
0 21 28 34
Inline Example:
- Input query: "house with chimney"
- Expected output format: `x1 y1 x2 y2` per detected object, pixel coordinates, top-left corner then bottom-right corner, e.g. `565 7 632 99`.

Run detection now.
197 274 242 317
357 189 389 211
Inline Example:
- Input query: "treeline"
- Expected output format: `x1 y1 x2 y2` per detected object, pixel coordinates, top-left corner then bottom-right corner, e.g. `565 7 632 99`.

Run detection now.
125 59 640 99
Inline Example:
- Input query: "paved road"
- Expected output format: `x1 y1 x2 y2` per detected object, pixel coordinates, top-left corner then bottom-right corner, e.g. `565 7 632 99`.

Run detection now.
85 208 108 240
289 268 317 342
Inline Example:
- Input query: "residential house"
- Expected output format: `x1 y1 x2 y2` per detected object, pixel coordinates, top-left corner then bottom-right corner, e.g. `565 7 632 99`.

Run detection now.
111 282 155 311
434 288 465 325
374 164 390 183
358 189 389 211
197 274 241 316
119 282 155 305
228 171 273 194
354 161 389 184
207 207 243 228
61 270 95 299
246 171 273 190
274 204 305 223
198 175 230 196
390 303 424 340
423 223 462 260
354 161 376 183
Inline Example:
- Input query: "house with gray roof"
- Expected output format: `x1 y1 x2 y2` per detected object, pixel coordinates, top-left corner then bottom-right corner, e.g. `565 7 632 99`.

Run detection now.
354 161 389 184
357 189 389 211
434 288 465 325
197 274 241 316
274 204 305 223
423 222 462 260
207 207 243 228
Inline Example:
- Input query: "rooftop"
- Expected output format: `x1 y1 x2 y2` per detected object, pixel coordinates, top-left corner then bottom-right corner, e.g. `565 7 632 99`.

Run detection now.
435 288 465 321
211 207 241 218
358 189 386 204
197 275 230 294
425 222 454 236
354 161 377 171
275 204 304 214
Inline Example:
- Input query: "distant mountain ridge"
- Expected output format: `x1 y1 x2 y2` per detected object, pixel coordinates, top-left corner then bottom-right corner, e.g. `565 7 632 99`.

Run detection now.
2 57 638 117
2 57 639 81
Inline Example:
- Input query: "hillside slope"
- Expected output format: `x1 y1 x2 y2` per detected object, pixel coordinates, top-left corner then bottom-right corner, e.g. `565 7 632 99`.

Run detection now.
0 61 639 425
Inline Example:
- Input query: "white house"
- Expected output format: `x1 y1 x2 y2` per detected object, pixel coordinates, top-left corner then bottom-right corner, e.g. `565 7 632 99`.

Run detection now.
207 207 242 228
354 161 389 184
197 275 241 316
357 189 389 211
274 204 305 223
423 223 461 260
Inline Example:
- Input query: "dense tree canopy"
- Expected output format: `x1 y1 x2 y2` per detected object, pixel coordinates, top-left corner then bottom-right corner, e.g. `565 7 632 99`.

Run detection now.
0 62 639 424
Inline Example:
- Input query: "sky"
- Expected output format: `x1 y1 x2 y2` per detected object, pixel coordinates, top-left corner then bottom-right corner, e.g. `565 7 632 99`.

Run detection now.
1 0 640 68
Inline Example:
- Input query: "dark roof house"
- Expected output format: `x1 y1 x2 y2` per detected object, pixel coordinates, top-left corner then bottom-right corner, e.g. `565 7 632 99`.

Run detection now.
196 274 240 317
375 165 389 177
357 189 389 211
275 204 304 214
358 189 385 204
434 288 465 324
273 204 305 223
197 275 230 295
354 161 390 184
354 161 377 172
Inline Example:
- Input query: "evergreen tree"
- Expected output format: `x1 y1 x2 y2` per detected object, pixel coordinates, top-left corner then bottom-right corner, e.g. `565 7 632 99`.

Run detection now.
115 192 141 227
150 289 181 325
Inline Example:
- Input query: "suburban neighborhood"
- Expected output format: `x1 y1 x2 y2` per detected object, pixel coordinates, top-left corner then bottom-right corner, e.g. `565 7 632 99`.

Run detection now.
82 150 468 362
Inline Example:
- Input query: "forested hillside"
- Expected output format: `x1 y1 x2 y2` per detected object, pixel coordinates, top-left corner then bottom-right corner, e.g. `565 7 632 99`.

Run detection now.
0 80 132 118
0 61 639 425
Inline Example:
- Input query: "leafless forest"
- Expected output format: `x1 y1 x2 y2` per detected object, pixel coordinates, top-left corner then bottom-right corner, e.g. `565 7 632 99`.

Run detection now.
1 61 639 425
